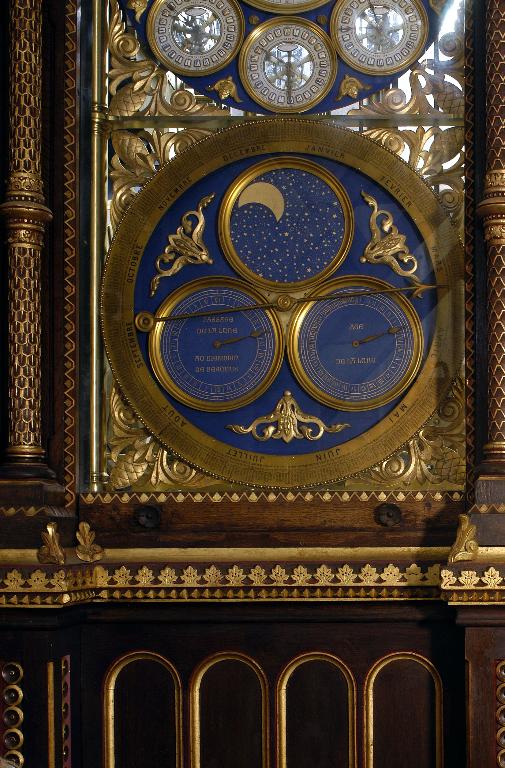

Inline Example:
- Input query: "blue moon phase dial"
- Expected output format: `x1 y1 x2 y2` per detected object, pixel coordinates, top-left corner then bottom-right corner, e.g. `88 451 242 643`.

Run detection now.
287 276 423 411
219 156 354 291
145 277 284 411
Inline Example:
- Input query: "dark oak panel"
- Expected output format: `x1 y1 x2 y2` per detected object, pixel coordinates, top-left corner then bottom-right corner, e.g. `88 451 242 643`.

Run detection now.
107 655 180 768
281 656 353 768
193 656 266 768
368 655 441 768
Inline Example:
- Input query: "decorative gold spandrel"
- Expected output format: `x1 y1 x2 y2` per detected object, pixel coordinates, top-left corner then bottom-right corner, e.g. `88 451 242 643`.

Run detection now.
360 192 419 282
110 128 213 230
75 522 104 563
108 0 226 119
150 193 216 296
37 523 66 566
349 4 465 232
227 391 350 443
448 514 478 564
106 383 219 491
355 374 465 490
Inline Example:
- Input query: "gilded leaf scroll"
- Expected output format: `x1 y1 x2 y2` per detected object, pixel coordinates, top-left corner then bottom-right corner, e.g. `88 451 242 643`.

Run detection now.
150 193 216 296
357 374 465 488
361 192 420 282
106 383 218 491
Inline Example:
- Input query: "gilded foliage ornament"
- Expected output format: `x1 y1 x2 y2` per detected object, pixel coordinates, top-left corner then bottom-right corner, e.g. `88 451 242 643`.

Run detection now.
107 383 215 491
37 523 66 566
150 193 216 296
358 373 465 488
227 391 350 443
75 522 104 563
448 514 479 564
361 191 419 282
127 0 148 21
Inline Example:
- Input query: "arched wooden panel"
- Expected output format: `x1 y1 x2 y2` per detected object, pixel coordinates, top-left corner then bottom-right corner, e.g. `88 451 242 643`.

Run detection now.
190 652 269 768
277 652 356 768
365 652 443 768
103 651 182 768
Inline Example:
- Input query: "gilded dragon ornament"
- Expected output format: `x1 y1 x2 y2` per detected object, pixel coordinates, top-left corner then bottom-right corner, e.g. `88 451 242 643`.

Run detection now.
150 193 216 296
361 192 420 282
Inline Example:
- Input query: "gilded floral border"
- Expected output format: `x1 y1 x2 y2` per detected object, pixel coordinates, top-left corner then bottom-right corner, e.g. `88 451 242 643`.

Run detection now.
0 560 442 606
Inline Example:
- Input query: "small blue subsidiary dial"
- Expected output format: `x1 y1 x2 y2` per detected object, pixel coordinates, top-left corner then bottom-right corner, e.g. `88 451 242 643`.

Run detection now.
287 276 423 411
146 277 284 411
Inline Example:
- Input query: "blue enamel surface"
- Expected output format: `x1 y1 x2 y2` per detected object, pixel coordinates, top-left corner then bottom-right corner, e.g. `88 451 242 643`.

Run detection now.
158 285 278 404
296 288 416 403
133 152 437 456
229 166 346 283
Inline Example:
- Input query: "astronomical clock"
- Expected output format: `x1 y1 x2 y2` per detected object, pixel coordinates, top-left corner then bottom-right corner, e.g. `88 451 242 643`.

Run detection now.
126 0 436 112
97 0 465 505
2 1 496 764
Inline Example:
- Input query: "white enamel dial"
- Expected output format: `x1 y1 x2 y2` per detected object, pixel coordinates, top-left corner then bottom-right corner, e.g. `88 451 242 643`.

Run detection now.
331 0 428 75
239 19 337 113
147 0 244 76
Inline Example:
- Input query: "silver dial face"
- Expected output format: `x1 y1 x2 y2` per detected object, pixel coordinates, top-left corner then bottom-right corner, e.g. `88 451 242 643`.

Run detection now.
331 0 428 75
239 19 337 113
147 0 244 76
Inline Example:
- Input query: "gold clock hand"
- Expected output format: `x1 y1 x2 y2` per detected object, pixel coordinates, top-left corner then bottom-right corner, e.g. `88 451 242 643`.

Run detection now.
352 326 401 347
213 330 265 349
135 283 444 331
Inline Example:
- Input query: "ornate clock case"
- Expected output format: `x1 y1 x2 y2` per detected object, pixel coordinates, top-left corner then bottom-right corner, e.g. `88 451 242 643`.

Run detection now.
3 1 505 767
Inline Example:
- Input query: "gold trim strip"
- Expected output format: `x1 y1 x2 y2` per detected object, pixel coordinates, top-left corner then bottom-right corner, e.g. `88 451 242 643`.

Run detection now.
0 546 450 565
47 661 56 768
89 546 450 562
364 652 443 768
90 0 108 491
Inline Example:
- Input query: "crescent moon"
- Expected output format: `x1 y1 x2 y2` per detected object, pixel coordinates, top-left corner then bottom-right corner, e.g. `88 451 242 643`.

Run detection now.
237 182 285 222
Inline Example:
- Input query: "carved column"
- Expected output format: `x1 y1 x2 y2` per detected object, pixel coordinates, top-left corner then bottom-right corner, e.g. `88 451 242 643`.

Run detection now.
0 0 54 478
475 0 505 499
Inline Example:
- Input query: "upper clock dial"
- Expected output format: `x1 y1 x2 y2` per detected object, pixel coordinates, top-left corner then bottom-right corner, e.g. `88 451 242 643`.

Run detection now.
330 0 428 75
147 0 244 76
238 18 337 112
